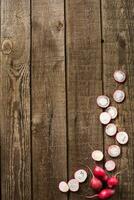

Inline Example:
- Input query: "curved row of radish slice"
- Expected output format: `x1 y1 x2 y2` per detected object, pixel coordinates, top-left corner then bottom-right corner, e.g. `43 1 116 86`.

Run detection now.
94 70 128 168
59 168 88 192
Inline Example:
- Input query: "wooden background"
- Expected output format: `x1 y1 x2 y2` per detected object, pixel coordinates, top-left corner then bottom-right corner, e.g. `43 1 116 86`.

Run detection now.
0 0 134 199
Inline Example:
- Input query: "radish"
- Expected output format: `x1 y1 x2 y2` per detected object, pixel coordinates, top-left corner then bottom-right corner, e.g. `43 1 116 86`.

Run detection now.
85 189 115 199
86 165 103 191
107 176 119 188
90 176 102 191
93 166 106 178
107 168 127 188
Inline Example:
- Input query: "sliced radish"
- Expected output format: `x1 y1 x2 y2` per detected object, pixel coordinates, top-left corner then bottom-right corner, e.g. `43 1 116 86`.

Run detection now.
68 179 79 192
92 150 104 161
74 169 87 183
99 112 111 125
108 145 121 158
113 90 125 103
116 131 128 144
105 123 117 136
114 70 126 83
59 181 69 192
105 160 116 171
106 106 118 119
97 96 110 108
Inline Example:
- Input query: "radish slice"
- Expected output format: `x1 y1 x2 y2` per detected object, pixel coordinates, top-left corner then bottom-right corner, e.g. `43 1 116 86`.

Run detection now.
92 150 104 161
59 181 69 192
68 179 79 192
113 90 125 103
97 96 110 108
99 112 111 125
74 169 87 183
105 123 117 136
116 131 128 144
105 160 116 171
106 106 117 119
108 145 121 157
114 70 126 83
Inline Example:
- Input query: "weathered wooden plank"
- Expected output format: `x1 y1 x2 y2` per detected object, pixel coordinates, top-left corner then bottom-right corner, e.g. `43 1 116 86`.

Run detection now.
0 0 31 199
31 1 67 200
102 0 134 199
66 1 103 199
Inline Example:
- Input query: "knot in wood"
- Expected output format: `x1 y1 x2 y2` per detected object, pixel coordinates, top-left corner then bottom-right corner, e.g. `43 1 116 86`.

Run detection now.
2 39 13 55
56 21 63 31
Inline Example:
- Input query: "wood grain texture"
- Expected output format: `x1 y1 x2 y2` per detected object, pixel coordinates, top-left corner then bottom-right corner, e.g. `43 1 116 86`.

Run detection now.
66 1 103 199
0 1 134 200
102 0 134 199
31 0 67 200
0 0 31 199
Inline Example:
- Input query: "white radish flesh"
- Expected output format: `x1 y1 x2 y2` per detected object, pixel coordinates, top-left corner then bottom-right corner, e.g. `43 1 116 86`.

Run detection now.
99 112 111 125
97 96 110 108
108 145 121 158
106 106 117 119
92 150 104 161
105 123 117 136
105 160 116 172
68 179 79 192
59 181 69 192
114 70 126 83
113 90 125 103
74 169 87 183
116 131 128 144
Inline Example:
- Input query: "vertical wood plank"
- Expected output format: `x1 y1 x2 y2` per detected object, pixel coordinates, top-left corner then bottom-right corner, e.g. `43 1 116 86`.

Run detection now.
31 1 67 200
0 0 31 199
102 0 134 199
66 1 103 199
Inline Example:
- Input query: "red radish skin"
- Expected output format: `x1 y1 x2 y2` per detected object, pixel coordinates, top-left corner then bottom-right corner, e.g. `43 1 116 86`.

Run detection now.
102 174 109 182
86 165 103 191
107 177 119 188
93 166 106 178
85 189 115 199
90 177 102 191
98 189 115 199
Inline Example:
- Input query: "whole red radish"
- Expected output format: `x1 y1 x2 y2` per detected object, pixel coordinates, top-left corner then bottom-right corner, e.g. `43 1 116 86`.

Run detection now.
85 189 115 199
98 189 115 199
86 165 103 191
107 168 127 188
90 176 102 191
107 176 119 188
93 166 106 178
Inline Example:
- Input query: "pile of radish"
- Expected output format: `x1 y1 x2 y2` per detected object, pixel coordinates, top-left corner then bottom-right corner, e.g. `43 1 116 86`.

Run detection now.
85 165 119 199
